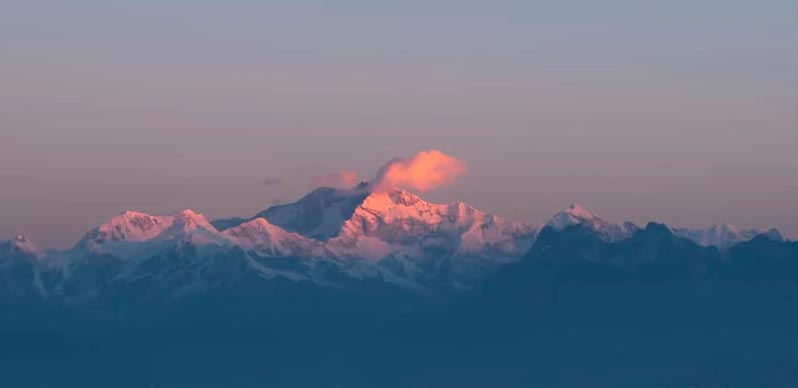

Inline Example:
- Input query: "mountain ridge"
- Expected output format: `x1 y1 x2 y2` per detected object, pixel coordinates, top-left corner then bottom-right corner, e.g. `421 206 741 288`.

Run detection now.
0 186 790 303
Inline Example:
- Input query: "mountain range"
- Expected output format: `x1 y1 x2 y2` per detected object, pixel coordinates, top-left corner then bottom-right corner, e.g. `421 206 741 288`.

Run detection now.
1 185 787 303
1 185 795 386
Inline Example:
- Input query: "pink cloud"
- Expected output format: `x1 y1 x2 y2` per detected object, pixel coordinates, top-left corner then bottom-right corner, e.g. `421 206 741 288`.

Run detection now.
373 150 466 192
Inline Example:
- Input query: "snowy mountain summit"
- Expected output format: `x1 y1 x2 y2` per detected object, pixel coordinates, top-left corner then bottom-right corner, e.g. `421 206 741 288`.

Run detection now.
547 203 638 242
672 224 783 250
76 209 229 259
215 186 537 263
1 235 42 258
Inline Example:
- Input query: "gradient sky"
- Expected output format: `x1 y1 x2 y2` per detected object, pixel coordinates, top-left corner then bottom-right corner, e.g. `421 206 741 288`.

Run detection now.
1 0 796 248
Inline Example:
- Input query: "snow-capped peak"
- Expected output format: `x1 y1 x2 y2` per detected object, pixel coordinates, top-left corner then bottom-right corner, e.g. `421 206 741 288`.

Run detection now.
315 188 538 289
81 210 174 244
351 189 480 229
223 218 320 257
1 235 42 257
215 185 372 241
547 204 635 242
173 209 216 231
548 203 601 230
223 217 297 248
672 224 783 250
357 189 427 215
329 188 536 259
77 209 226 255
12 235 36 248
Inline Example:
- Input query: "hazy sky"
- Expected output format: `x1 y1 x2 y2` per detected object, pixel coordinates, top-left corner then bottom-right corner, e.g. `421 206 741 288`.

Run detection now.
1 1 796 248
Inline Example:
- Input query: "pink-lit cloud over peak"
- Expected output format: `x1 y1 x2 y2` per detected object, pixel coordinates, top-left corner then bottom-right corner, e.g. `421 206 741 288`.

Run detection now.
373 150 467 193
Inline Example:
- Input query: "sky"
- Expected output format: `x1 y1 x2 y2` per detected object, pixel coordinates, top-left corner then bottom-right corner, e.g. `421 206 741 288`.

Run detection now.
1 0 796 248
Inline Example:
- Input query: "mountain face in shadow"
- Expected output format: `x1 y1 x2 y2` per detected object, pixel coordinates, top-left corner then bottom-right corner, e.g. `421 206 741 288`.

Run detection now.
0 194 795 387
0 237 43 300
456 223 797 325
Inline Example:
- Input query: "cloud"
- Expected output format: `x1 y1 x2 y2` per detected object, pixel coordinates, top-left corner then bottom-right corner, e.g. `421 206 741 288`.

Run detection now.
261 177 283 186
311 170 360 188
373 150 466 192
307 150 466 193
